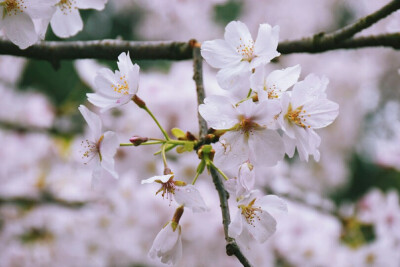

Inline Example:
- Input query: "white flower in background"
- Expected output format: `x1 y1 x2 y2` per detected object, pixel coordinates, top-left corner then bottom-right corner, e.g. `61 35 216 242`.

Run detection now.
149 221 182 266
87 52 140 112
229 192 287 245
251 64 301 100
225 162 255 199
278 74 339 161
79 105 119 185
50 0 107 38
201 21 280 93
0 0 57 49
199 95 284 168
141 174 208 212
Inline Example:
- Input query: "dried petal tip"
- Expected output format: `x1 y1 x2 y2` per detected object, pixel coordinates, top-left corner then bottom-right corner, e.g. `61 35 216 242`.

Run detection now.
129 136 148 146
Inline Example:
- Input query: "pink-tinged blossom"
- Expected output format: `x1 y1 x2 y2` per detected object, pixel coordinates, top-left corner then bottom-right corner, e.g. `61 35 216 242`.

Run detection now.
229 192 287 245
225 162 255 199
149 221 182 266
201 21 280 93
199 95 284 168
87 52 140 112
278 74 339 161
141 174 208 212
79 105 119 185
0 0 57 49
251 64 301 100
50 0 107 38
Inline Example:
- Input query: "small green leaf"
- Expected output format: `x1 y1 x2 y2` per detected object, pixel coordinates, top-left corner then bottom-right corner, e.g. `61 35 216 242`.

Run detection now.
171 128 186 139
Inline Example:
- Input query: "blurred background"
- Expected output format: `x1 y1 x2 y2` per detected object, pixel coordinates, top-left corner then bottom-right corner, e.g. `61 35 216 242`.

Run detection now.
1 0 400 266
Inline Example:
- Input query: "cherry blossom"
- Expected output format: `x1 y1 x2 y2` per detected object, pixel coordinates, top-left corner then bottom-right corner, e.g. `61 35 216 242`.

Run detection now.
141 174 208 212
201 21 280 93
229 192 287 245
149 221 182 266
87 52 140 112
251 64 301 100
278 74 339 161
199 95 284 168
50 0 108 38
225 162 255 199
0 0 57 49
79 105 119 185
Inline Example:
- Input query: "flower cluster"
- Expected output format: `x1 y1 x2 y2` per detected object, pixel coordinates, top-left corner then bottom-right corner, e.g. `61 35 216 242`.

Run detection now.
0 0 107 49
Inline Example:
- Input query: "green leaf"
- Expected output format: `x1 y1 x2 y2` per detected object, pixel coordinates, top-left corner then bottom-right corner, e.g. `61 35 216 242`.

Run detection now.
171 128 186 139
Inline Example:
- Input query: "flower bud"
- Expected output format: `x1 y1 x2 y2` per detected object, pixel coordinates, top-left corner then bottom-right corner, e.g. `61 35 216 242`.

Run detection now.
129 136 148 146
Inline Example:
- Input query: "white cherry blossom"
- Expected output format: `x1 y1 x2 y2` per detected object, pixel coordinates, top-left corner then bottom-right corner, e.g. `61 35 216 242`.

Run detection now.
149 221 182 266
229 192 287 245
201 21 280 93
50 0 108 38
87 52 140 112
141 174 208 212
225 162 255 199
79 105 119 185
199 95 284 168
251 64 301 100
278 74 339 161
0 0 57 49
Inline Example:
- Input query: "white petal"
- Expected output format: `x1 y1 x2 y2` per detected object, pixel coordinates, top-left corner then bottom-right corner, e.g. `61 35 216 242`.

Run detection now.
224 21 253 50
229 210 243 238
78 105 102 140
100 131 119 179
127 64 140 95
248 99 281 128
282 133 296 158
117 52 141 94
94 68 120 98
76 0 107 10
199 95 237 129
250 66 267 93
149 222 181 265
303 99 339 129
201 39 241 69
25 0 57 19
216 62 251 92
141 174 173 184
50 7 83 38
248 129 284 166
257 195 288 214
292 74 329 107
216 131 249 168
253 24 280 66
101 156 118 179
238 162 255 194
174 185 208 213
245 210 277 243
266 65 301 94
3 13 37 49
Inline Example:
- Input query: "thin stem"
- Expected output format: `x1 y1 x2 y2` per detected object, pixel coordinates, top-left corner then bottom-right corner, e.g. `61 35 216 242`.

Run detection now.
161 144 168 168
120 141 164 146
209 161 229 181
192 171 201 185
142 106 170 141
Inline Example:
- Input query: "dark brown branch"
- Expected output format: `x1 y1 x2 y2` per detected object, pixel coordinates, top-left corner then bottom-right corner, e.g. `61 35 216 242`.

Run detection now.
209 166 252 267
0 39 193 61
191 40 208 138
324 0 400 42
0 120 73 138
0 192 85 209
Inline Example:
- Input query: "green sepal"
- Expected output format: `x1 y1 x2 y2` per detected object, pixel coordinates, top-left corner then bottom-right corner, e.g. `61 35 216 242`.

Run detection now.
171 128 186 139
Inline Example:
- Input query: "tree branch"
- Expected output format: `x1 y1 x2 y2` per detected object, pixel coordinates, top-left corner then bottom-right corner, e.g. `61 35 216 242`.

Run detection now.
324 0 400 43
191 40 208 138
0 192 85 209
209 166 252 267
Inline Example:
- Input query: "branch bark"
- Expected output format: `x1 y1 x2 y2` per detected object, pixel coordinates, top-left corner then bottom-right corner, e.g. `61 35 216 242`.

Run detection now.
191 40 208 138
209 166 252 267
0 192 85 209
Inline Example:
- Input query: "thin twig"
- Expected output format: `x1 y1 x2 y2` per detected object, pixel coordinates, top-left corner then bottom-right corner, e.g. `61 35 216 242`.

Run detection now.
209 167 252 267
0 120 73 138
191 40 208 138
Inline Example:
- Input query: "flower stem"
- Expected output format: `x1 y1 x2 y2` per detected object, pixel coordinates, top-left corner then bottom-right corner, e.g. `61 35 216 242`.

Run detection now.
161 144 168 168
208 161 229 181
142 105 170 141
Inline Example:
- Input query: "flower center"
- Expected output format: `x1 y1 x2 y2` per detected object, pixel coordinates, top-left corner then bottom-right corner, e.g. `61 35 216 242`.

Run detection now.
238 116 262 137
156 177 176 201
265 84 280 99
57 0 76 14
81 135 103 163
2 0 25 16
285 103 310 128
112 75 129 95
237 38 255 62
239 198 262 226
